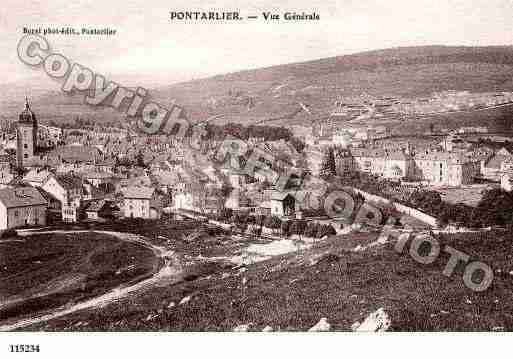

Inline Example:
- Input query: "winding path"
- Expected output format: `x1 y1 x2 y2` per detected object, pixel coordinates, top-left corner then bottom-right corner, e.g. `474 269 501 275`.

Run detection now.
0 230 183 331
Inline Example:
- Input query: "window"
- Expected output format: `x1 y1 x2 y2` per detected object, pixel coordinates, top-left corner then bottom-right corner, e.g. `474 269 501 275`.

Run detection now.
23 143 28 149
14 210 18 217
24 154 28 158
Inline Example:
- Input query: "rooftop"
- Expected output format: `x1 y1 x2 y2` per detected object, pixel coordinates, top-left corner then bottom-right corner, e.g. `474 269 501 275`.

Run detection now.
0 187 47 208
121 186 155 199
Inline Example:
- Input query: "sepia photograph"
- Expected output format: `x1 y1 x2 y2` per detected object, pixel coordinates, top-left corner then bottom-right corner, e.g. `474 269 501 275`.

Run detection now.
1 0 513 357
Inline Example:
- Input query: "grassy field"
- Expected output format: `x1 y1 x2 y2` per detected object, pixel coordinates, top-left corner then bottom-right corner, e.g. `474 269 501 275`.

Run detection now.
15 228 513 332
0 232 158 323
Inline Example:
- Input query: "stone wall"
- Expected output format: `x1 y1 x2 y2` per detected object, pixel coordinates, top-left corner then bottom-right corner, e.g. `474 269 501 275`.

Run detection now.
352 188 438 227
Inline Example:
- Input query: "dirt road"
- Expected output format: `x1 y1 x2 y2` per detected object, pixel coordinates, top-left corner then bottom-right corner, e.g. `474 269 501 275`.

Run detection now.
0 230 183 331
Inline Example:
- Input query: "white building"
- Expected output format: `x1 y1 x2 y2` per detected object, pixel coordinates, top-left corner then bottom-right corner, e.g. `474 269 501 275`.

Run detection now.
501 171 513 192
41 174 83 222
22 168 52 187
0 187 47 229
121 186 161 219
349 147 478 187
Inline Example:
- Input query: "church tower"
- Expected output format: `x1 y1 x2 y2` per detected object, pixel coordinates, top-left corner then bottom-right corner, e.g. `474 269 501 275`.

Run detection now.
16 97 38 168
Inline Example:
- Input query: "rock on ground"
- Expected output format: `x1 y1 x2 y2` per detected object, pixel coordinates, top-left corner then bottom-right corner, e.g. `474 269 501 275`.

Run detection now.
179 296 191 305
308 318 331 332
233 323 252 332
353 308 391 332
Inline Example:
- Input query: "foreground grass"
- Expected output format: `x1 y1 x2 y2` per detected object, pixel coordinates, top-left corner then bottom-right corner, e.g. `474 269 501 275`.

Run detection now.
16 229 513 331
0 232 158 323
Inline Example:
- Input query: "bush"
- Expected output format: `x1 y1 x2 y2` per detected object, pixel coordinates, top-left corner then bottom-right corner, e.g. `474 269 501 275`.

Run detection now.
281 221 291 237
217 208 233 221
254 215 265 227
290 220 307 237
264 215 282 229
304 222 319 238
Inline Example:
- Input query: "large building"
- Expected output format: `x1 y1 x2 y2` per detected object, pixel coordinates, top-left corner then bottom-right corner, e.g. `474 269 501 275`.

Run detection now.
16 97 38 168
412 151 478 186
347 147 479 187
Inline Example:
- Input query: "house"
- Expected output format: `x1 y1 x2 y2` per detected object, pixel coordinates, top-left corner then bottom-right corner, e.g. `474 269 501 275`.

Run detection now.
173 190 195 212
501 169 513 192
0 187 47 229
83 199 118 221
35 186 61 223
471 147 495 177
352 148 387 175
349 145 478 187
0 169 14 189
41 174 83 222
411 151 478 186
80 171 117 195
121 186 161 219
22 168 52 187
334 148 354 176
482 151 513 181
225 188 250 210
270 192 296 218
80 171 115 188
383 151 413 180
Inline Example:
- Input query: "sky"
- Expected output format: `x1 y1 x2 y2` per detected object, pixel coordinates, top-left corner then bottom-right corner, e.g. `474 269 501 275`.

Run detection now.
1 0 513 88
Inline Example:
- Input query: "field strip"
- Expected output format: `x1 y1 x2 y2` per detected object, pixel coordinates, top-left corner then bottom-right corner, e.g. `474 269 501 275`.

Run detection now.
0 230 181 331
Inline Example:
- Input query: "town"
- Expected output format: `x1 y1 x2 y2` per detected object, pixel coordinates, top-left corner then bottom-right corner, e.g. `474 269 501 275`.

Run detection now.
2 90 513 333
1 94 511 233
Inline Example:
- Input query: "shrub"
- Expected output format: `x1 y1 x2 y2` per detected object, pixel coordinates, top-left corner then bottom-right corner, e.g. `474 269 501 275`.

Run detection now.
254 215 265 227
304 222 319 238
218 208 233 221
281 220 291 236
290 220 307 237
264 215 282 229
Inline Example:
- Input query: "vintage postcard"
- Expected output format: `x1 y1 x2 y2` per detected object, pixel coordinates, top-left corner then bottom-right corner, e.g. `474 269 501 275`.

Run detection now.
1 0 513 357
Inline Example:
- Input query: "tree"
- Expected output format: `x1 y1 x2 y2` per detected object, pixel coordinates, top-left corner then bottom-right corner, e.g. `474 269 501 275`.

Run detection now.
136 151 146 168
218 208 233 221
290 220 306 239
319 147 337 180
254 215 265 227
263 215 274 229
281 220 291 237
270 216 282 229
304 222 318 238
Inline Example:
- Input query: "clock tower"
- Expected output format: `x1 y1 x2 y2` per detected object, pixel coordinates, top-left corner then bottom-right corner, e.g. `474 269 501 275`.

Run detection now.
16 97 38 168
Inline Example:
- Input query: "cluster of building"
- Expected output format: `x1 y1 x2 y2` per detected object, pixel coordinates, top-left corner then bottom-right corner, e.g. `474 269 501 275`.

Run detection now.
0 99 165 230
395 90 513 115
307 127 513 189
342 145 479 187
325 91 513 128
4 94 513 232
